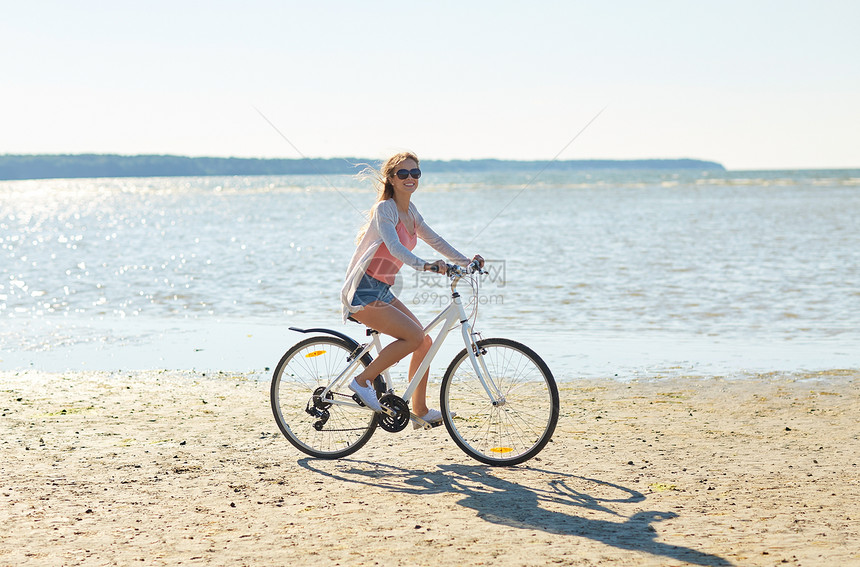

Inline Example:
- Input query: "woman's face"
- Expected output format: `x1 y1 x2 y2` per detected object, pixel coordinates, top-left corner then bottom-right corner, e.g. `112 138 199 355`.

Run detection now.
389 158 420 195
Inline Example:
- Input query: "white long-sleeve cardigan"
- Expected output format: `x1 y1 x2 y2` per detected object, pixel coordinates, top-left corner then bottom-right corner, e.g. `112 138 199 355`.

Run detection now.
341 198 470 321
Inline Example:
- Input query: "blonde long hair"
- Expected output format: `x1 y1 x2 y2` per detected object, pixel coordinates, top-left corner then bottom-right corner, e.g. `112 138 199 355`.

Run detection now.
355 151 419 243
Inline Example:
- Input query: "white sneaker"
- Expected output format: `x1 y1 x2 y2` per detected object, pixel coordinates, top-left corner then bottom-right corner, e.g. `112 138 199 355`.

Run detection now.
348 379 383 412
413 408 455 429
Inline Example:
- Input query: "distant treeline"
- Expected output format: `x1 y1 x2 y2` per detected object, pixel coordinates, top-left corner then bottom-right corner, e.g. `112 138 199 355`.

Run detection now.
0 154 725 181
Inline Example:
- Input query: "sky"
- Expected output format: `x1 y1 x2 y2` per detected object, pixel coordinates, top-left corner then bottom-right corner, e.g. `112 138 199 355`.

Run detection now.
2 0 858 170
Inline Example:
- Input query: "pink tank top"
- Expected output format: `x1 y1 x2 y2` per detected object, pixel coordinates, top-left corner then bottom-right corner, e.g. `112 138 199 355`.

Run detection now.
365 220 417 285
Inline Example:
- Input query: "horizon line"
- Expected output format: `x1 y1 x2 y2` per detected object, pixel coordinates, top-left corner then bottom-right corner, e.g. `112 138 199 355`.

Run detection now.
1 153 858 173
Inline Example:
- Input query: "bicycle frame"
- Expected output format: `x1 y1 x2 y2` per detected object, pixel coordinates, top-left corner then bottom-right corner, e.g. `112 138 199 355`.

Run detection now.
319 271 505 413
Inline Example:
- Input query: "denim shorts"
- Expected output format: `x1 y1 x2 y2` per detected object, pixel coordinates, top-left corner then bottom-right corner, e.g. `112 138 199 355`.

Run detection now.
350 273 396 308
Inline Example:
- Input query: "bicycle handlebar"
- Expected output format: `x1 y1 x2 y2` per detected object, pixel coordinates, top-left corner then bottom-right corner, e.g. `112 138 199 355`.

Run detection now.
428 259 486 278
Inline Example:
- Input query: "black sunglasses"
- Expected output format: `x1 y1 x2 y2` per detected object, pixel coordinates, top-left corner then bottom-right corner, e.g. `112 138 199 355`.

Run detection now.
395 168 421 180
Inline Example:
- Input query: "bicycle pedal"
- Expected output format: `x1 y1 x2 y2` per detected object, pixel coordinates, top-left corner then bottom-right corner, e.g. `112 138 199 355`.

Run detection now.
412 418 444 430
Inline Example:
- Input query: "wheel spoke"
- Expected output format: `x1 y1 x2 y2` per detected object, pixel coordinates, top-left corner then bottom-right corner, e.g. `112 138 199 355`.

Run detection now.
442 339 559 466
271 337 378 459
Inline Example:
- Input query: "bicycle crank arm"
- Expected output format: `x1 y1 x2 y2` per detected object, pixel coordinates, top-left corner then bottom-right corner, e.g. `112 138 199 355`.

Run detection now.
351 393 395 417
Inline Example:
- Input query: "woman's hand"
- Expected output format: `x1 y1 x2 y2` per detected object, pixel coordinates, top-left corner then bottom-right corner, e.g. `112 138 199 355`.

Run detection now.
472 254 485 269
424 260 447 273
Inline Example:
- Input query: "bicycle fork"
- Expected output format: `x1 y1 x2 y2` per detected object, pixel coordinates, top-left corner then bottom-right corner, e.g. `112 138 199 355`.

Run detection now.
460 322 506 407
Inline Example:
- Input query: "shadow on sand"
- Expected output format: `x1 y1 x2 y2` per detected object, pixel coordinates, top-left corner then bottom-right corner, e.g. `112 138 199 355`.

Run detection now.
299 459 732 566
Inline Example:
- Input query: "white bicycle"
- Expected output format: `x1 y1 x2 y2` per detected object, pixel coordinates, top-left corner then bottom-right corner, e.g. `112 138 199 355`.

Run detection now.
270 261 559 466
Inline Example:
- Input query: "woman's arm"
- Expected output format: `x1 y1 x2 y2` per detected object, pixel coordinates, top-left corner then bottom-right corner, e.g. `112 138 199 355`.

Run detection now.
374 201 427 270
413 207 471 266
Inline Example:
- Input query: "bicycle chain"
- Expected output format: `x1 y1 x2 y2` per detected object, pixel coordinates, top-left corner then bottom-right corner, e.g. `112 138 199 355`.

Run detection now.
307 389 383 433
308 389 409 433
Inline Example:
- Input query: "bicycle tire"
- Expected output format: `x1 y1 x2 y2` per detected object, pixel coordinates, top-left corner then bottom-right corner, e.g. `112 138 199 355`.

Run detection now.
271 335 380 459
440 338 559 466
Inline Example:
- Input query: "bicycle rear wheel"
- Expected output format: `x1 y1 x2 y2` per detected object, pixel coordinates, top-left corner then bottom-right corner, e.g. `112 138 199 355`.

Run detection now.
271 335 380 459
441 338 559 466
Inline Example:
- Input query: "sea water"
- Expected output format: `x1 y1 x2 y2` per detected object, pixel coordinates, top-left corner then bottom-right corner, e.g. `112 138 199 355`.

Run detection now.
2 169 859 379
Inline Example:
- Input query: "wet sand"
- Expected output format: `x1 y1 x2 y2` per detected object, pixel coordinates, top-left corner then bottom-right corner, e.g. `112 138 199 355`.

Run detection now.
1 369 858 566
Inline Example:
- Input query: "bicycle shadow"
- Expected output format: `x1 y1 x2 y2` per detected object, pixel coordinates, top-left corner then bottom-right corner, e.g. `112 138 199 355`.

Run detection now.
298 459 733 566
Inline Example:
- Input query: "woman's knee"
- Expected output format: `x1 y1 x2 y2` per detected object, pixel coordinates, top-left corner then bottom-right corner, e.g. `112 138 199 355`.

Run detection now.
409 334 432 356
402 328 426 351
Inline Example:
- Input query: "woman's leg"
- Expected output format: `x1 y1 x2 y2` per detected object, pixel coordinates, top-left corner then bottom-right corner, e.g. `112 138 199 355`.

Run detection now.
388 298 433 416
350 301 425 388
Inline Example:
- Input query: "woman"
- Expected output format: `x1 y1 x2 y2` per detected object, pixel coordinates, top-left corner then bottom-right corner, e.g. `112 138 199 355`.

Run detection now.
341 152 483 426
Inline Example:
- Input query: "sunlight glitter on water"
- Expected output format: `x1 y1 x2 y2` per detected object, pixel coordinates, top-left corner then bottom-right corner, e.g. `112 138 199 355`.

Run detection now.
2 170 859 375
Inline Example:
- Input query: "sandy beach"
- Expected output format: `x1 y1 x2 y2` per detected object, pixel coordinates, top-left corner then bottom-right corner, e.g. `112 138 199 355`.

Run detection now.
1 369 858 566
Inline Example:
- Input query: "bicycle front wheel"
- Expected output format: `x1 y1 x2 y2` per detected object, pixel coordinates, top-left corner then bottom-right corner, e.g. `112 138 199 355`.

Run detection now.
271 335 379 459
441 338 559 466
